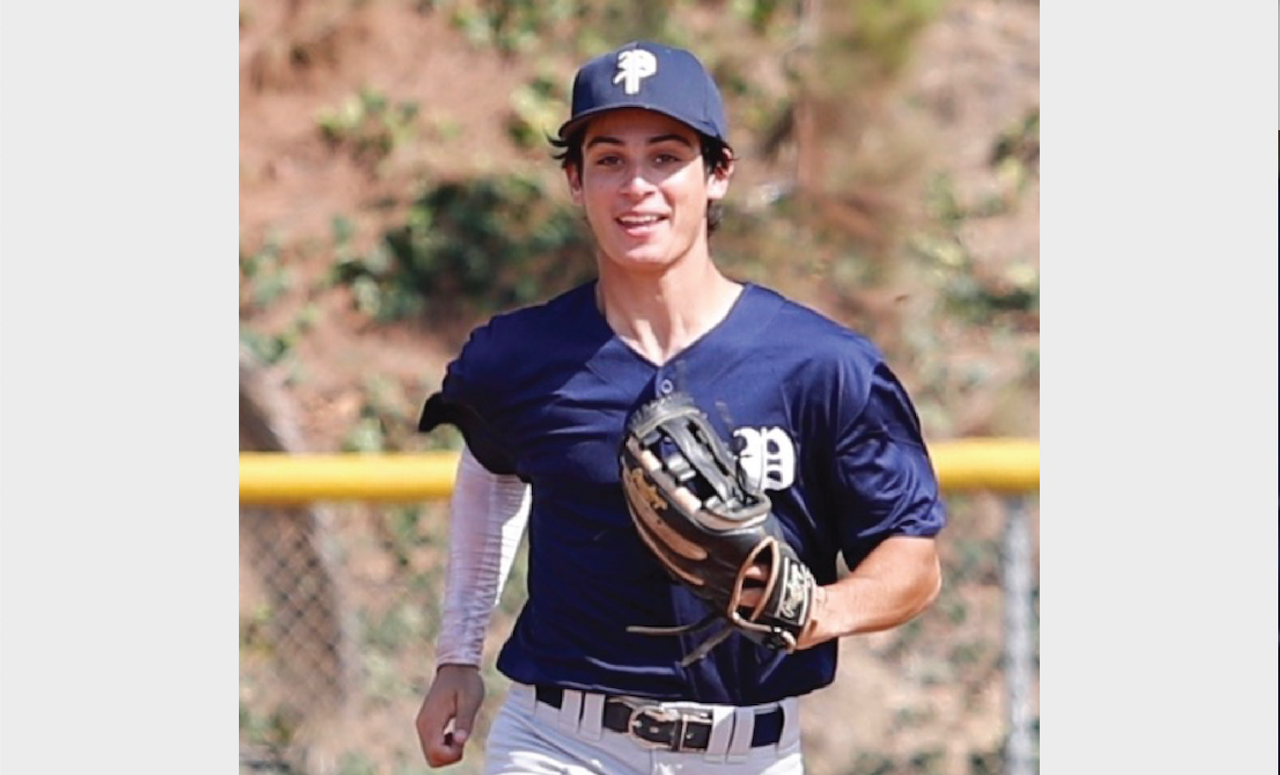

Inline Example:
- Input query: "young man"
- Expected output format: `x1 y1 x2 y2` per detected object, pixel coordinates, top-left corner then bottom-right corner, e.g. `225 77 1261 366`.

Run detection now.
415 40 946 775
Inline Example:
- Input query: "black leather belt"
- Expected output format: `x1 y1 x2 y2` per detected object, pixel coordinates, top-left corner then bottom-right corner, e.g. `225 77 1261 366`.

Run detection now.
535 686 784 752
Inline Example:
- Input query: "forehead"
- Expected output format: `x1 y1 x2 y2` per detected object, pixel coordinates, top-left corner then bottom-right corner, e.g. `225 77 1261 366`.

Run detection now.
581 108 700 146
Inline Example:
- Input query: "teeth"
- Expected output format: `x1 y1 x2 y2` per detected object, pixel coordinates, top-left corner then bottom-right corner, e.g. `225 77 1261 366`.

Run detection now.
619 215 660 225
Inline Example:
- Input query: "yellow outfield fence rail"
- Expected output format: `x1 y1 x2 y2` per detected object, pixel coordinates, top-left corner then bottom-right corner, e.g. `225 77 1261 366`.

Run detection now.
239 451 461 503
238 438 1038 503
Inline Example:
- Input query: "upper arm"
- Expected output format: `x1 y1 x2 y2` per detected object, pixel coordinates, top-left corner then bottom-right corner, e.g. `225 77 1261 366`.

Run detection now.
847 535 942 595
825 360 947 570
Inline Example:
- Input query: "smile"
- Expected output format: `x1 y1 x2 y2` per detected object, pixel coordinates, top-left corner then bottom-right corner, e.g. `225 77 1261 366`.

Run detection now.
616 214 667 233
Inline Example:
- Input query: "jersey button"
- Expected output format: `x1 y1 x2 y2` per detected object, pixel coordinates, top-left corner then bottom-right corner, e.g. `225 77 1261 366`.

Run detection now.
659 379 674 395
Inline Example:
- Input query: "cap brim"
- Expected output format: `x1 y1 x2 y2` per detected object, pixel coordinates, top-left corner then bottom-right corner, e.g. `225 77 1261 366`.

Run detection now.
557 103 717 142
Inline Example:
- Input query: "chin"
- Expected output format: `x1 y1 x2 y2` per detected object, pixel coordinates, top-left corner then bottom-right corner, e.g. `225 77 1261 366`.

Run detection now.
608 246 675 271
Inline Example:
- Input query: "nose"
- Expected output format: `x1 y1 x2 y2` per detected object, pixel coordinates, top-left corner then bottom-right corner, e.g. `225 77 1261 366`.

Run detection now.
620 166 656 198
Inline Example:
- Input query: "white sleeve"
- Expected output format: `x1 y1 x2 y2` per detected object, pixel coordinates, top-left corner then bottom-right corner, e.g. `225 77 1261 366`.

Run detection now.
434 445 531 667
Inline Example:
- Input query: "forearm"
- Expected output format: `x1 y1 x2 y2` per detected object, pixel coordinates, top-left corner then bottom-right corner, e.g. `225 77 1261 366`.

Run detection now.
799 535 941 649
435 446 531 666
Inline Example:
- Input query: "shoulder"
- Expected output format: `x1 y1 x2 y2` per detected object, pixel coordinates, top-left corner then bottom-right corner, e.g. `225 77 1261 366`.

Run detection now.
744 284 885 369
457 281 598 365
734 284 898 427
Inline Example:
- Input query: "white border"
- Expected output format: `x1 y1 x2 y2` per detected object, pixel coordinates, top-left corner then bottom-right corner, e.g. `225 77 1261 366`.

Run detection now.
1042 3 1279 773
0 4 235 770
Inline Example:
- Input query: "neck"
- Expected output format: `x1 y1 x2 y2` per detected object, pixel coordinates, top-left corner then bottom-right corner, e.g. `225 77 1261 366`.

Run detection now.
595 257 742 366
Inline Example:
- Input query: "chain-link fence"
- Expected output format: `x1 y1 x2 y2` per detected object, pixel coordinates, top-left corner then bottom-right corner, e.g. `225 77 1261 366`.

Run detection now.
238 491 1038 775
240 504 357 768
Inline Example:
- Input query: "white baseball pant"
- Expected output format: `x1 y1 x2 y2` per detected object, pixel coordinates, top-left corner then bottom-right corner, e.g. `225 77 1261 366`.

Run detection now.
482 682 805 775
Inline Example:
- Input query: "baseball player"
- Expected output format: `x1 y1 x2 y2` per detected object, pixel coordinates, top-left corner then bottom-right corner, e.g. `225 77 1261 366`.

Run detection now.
414 40 946 775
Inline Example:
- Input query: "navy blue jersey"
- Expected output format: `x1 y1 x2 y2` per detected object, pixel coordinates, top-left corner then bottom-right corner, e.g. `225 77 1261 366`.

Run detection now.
419 280 946 704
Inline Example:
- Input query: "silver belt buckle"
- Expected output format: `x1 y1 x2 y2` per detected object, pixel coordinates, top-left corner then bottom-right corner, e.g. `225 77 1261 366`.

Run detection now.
627 703 686 751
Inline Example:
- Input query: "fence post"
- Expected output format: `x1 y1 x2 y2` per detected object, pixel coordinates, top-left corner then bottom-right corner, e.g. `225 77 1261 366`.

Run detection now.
1001 495 1036 775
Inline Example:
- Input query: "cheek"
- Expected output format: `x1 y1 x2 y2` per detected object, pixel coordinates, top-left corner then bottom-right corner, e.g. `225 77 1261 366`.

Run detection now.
583 185 611 216
667 168 711 207
668 184 710 220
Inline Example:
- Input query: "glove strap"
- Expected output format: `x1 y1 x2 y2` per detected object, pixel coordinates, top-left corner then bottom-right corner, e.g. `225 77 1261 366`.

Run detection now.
626 611 720 637
625 613 737 668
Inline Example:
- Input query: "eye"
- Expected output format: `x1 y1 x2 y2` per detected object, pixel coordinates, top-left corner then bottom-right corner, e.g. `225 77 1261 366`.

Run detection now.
654 153 678 165
593 154 623 167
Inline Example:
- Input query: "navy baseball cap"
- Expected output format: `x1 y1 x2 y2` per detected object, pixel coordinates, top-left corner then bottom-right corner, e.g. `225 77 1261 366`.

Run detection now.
557 40 730 145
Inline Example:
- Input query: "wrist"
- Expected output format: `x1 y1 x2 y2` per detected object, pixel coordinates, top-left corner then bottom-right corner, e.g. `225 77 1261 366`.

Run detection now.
796 585 829 650
798 584 862 649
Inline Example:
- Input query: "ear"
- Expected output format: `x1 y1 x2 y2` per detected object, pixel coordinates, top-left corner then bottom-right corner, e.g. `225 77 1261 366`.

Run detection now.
706 156 734 202
565 163 584 206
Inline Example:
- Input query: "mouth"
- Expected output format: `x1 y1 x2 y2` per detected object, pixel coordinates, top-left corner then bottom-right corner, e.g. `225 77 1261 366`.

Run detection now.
615 213 667 236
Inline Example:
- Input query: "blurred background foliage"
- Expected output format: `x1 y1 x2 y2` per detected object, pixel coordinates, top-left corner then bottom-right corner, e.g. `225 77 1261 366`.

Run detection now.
239 0 1039 773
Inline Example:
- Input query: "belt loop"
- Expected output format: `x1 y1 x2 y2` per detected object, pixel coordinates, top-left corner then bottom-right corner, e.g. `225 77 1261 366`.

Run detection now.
558 689 584 732
778 697 801 748
726 706 755 763
671 715 689 753
701 705 735 763
579 692 605 740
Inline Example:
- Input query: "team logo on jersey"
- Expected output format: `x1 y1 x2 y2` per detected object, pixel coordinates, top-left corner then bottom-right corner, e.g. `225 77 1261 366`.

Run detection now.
733 427 796 492
614 49 657 95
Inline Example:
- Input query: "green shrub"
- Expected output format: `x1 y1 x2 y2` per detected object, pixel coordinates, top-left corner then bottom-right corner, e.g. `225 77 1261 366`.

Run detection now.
333 174 595 326
318 87 419 170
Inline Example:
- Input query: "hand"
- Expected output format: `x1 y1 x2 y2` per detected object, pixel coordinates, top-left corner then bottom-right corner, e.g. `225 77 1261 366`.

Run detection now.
737 565 828 651
735 564 770 611
415 664 485 768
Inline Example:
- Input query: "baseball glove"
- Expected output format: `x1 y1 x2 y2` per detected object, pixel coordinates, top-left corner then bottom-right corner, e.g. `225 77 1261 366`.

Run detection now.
618 392 816 666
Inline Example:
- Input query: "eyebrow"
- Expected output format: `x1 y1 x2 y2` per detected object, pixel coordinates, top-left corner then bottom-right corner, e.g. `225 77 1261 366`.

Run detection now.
584 133 696 151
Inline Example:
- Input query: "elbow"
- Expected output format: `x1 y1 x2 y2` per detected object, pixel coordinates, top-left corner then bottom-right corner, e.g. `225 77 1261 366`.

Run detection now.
924 559 943 608
913 552 944 617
